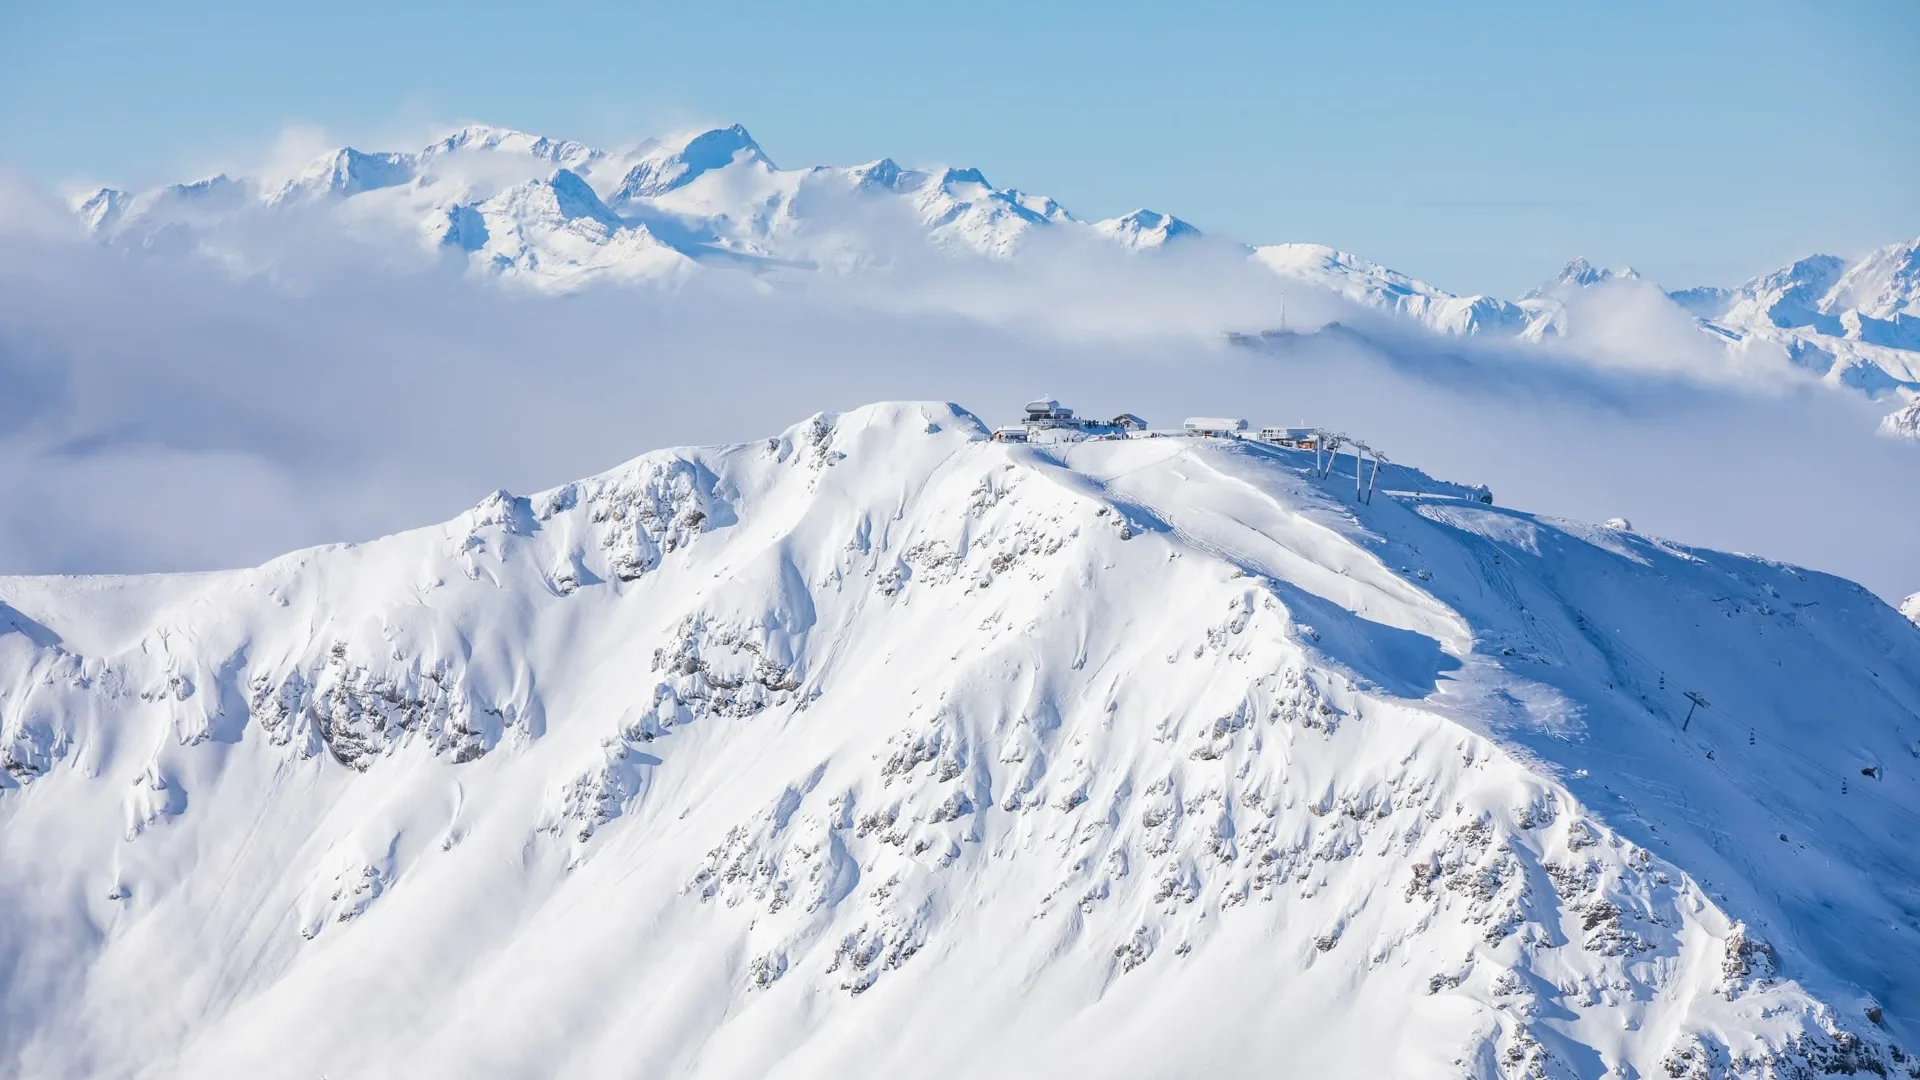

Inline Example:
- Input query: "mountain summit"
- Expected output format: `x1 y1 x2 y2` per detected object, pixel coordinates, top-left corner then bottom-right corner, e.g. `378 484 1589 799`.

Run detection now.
1092 208 1202 249
2 402 1915 1078
1517 257 1643 300
611 124 771 202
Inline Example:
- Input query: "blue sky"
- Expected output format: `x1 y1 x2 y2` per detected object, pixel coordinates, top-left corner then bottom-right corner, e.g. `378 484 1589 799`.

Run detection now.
2 0 1915 296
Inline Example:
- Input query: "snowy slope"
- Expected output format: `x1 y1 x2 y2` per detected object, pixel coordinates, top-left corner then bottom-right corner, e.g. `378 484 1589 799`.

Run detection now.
1092 208 1202 249
1251 243 1538 337
1883 399 1920 441
1239 244 1920 434
1334 245 1920 435
463 169 694 289
3 403 1917 1079
1671 239 1920 409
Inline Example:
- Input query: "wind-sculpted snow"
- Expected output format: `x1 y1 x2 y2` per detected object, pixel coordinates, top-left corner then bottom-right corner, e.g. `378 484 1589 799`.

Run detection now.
1 402 1917 1079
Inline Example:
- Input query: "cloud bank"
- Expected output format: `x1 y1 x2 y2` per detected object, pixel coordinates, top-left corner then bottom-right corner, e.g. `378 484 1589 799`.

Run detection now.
1 167 1914 604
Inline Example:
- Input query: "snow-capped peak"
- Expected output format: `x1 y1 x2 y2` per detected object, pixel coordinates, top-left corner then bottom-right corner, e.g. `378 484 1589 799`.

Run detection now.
1518 256 1643 299
263 127 608 207
419 124 602 169
1655 243 1920 432
544 168 620 225
1252 243 1533 336
610 123 771 203
1723 253 1850 331
844 157 912 193
1882 397 1920 441
72 186 127 232
270 146 414 204
169 174 248 200
1093 208 1201 249
460 168 691 290
1559 256 1641 287
904 165 1075 256
1826 234 1920 322
935 165 991 190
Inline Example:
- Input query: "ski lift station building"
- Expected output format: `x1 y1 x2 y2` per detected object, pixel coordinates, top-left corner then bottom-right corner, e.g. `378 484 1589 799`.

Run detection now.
992 396 1493 505
1184 417 1249 437
1259 426 1320 448
994 397 1148 442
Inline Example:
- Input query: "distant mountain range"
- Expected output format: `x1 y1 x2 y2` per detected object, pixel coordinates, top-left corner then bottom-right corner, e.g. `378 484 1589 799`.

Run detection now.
71 123 1920 436
1238 245 1919 437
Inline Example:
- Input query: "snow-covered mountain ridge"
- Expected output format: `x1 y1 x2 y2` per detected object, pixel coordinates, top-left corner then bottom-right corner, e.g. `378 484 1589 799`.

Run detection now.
1240 244 1920 435
73 122 1189 282
1661 239 1920 427
3 402 1917 1078
69 122 1920 439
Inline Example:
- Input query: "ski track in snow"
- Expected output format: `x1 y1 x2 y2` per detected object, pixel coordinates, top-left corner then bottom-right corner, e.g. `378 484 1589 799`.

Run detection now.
1 401 1917 1079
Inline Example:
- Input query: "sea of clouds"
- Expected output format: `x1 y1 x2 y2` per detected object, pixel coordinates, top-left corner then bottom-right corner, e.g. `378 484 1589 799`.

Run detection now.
1 156 1914 603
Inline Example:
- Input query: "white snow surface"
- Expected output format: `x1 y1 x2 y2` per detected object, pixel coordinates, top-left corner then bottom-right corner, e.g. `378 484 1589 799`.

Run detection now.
1664 241 1920 432
1883 399 1920 441
72 124 1128 279
1093 208 1202 250
1250 243 1538 337
3 402 1918 1079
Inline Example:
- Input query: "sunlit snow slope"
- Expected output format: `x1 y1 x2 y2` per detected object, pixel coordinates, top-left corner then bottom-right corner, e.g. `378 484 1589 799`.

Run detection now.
3 403 1917 1079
